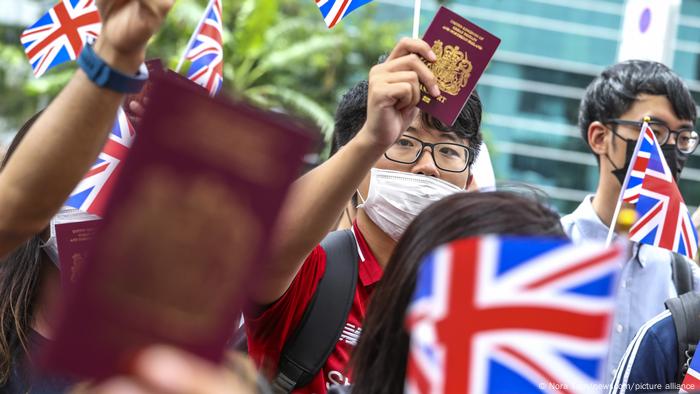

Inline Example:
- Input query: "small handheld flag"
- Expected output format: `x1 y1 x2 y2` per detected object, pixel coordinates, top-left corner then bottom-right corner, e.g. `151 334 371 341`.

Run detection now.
65 108 135 216
316 0 373 29
605 119 652 246
405 236 624 394
627 123 698 259
21 0 101 77
177 0 224 96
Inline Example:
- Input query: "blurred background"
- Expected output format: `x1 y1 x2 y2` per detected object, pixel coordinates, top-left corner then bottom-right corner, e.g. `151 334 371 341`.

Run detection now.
1 0 699 214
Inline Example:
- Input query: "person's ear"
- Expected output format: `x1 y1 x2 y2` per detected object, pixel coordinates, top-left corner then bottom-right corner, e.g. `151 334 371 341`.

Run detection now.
466 173 477 191
588 121 609 156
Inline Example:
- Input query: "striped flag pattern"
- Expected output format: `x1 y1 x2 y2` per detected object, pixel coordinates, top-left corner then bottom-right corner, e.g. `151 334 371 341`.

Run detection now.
315 0 373 28
20 0 101 77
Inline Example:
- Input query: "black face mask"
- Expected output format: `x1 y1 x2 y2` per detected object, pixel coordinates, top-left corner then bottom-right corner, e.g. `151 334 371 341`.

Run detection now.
661 144 688 181
607 138 637 186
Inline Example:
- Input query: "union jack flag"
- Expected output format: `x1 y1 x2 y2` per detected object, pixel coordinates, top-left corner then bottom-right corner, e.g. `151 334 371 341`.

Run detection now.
681 341 700 393
627 127 698 259
65 108 135 217
182 0 223 95
405 236 624 394
316 0 373 29
619 123 655 204
20 0 101 77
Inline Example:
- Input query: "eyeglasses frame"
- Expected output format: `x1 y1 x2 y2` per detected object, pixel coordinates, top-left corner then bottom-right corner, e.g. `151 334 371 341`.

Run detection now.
383 134 471 173
605 118 699 155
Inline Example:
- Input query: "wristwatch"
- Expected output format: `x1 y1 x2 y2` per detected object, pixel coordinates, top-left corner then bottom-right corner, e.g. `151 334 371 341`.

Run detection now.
77 43 149 93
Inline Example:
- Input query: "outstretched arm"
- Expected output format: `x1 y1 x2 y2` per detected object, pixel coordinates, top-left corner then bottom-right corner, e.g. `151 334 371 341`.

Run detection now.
250 38 440 304
0 0 173 257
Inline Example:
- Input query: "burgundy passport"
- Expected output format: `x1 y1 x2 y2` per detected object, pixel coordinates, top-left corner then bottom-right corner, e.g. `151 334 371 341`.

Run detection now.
42 72 316 379
56 220 101 290
417 7 501 126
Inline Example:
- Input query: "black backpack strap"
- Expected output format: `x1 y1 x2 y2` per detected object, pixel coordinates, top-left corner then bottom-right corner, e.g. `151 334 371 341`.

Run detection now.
665 292 700 384
272 229 359 393
672 252 694 297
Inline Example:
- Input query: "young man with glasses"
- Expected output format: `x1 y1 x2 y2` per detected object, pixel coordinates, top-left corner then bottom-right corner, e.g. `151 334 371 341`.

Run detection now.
243 38 482 393
560 60 700 384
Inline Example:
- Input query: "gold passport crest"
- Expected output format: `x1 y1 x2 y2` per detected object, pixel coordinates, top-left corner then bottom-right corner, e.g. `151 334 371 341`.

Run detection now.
430 40 473 96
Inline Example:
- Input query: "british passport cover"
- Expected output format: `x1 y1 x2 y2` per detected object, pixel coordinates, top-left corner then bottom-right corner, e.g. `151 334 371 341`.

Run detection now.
417 7 500 126
56 220 101 290
42 72 315 379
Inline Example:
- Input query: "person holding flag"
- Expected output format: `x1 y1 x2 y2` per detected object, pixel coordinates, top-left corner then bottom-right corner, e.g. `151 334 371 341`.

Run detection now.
561 60 700 383
0 0 173 259
0 1 173 391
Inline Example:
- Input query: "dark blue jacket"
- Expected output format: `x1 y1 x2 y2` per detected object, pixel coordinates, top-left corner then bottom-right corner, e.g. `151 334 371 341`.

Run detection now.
609 310 684 393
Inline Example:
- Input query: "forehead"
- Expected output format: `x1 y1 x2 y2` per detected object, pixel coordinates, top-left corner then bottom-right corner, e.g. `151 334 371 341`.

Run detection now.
623 94 694 127
406 117 466 144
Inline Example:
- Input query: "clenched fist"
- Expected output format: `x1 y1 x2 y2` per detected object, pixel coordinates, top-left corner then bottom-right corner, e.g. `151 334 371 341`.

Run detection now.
358 38 441 151
93 0 174 74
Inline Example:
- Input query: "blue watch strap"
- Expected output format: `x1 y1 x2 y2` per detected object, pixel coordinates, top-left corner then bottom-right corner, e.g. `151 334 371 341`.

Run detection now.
77 43 148 94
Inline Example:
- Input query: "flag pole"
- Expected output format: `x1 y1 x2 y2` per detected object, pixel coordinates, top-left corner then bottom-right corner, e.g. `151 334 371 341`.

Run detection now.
605 117 650 246
176 0 213 73
412 0 421 38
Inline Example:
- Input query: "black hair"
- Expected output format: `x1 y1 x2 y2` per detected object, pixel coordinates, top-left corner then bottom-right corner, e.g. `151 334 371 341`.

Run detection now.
579 60 697 151
0 111 45 385
332 80 483 164
350 191 565 394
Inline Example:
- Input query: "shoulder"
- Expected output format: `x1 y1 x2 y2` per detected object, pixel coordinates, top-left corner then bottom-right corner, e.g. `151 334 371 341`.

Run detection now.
686 256 700 285
611 310 678 393
560 213 575 236
245 245 327 355
559 197 592 239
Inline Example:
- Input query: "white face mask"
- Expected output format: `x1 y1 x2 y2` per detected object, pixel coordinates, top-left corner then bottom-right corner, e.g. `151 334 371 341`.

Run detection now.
41 207 101 267
357 168 465 241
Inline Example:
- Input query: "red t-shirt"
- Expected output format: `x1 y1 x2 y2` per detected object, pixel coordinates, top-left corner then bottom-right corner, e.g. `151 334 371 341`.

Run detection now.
245 222 383 394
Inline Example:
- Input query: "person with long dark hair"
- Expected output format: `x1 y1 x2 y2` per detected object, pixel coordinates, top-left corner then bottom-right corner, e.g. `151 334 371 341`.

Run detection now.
338 190 566 394
0 114 80 392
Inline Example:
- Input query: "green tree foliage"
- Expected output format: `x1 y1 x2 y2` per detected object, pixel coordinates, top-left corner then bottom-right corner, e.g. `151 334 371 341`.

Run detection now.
0 0 404 156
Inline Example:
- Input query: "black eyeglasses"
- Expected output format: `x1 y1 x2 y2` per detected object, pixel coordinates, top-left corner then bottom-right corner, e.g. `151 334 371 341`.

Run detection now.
606 119 699 155
384 135 470 173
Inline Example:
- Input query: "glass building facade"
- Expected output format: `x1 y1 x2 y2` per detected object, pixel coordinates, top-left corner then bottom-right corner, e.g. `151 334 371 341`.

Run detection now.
376 0 700 215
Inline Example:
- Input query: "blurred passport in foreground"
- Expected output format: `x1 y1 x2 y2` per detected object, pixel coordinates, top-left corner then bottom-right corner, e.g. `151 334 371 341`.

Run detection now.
417 7 500 126
42 73 315 379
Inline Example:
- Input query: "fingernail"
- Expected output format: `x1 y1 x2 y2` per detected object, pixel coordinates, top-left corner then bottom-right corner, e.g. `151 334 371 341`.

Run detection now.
431 85 441 97
428 50 437 61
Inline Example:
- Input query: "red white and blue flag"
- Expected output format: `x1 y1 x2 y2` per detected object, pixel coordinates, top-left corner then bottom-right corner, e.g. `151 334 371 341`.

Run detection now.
619 123 656 204
181 0 223 96
405 236 624 394
627 126 698 259
316 0 373 28
20 0 101 77
681 342 700 393
65 108 135 217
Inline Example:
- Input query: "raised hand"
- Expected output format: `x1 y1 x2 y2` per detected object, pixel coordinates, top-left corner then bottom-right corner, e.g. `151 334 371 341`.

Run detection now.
359 38 441 150
94 0 174 73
